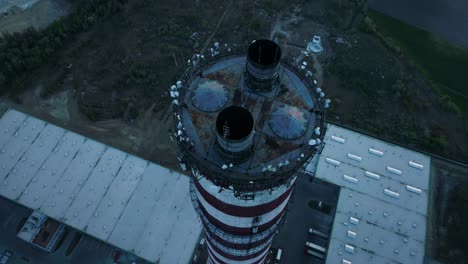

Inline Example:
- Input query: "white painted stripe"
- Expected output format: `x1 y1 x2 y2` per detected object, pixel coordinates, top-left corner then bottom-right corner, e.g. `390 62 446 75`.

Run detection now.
364 171 380 180
206 238 270 264
197 173 295 207
343 175 358 184
369 148 384 156
343 259 352 264
331 135 345 144
408 161 424 170
206 231 272 257
406 185 422 195
384 189 400 198
207 252 221 264
325 157 340 166
347 153 362 162
195 188 291 228
387 166 402 175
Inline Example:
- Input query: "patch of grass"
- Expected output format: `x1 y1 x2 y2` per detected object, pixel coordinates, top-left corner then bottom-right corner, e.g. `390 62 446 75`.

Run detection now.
368 9 468 115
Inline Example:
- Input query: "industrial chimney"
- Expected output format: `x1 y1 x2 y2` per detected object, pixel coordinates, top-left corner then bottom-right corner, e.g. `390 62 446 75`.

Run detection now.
173 40 326 264
245 39 282 92
215 105 254 162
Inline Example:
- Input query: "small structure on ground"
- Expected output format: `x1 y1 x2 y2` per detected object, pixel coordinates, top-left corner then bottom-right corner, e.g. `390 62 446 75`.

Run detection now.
17 211 65 253
307 35 323 54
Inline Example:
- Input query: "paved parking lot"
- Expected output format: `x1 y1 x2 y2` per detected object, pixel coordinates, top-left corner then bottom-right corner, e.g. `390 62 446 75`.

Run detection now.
272 174 340 264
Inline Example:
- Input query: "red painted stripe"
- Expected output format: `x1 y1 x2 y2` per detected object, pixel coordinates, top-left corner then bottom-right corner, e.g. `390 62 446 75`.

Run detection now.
208 248 227 264
193 178 294 217
208 243 269 264
197 198 286 235
207 238 271 262
206 228 274 250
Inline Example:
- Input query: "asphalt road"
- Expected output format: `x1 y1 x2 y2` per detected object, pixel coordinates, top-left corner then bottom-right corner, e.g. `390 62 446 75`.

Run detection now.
368 0 468 48
272 174 340 264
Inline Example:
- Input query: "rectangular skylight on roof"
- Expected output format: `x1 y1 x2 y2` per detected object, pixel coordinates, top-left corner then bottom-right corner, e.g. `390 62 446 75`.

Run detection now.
408 161 424 170
343 175 358 184
347 230 357 239
365 171 380 180
387 166 402 175
347 153 362 162
331 135 345 144
384 189 400 198
349 216 359 225
368 148 384 156
344 244 355 254
406 185 422 195
325 157 340 166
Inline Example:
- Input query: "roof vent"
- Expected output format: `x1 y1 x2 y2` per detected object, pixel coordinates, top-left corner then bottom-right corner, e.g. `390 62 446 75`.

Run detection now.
344 244 355 254
365 171 380 180
343 175 358 184
331 135 345 144
387 166 402 175
325 157 340 166
384 189 400 198
347 230 357 239
347 153 362 162
408 161 424 170
349 217 359 225
369 148 384 156
406 185 422 194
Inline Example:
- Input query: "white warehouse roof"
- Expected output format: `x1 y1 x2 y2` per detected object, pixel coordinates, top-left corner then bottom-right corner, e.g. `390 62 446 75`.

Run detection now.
0 109 202 264
308 124 430 264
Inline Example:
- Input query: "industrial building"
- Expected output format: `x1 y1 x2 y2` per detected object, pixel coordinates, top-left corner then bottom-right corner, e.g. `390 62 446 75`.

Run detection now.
172 39 328 264
307 124 429 264
17 210 66 253
0 109 202 264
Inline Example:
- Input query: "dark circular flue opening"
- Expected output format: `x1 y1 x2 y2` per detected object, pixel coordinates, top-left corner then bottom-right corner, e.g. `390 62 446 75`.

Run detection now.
248 39 281 65
216 106 254 140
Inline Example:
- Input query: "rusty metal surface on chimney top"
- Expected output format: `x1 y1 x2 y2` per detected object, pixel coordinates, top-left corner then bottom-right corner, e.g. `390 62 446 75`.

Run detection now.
176 53 325 189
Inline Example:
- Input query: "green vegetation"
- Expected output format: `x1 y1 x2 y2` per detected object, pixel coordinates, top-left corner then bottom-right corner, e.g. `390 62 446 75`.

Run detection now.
368 9 468 115
0 0 127 94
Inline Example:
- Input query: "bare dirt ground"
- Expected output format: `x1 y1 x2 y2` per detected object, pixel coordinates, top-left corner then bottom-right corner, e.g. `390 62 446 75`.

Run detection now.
0 0 70 34
0 85 180 171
